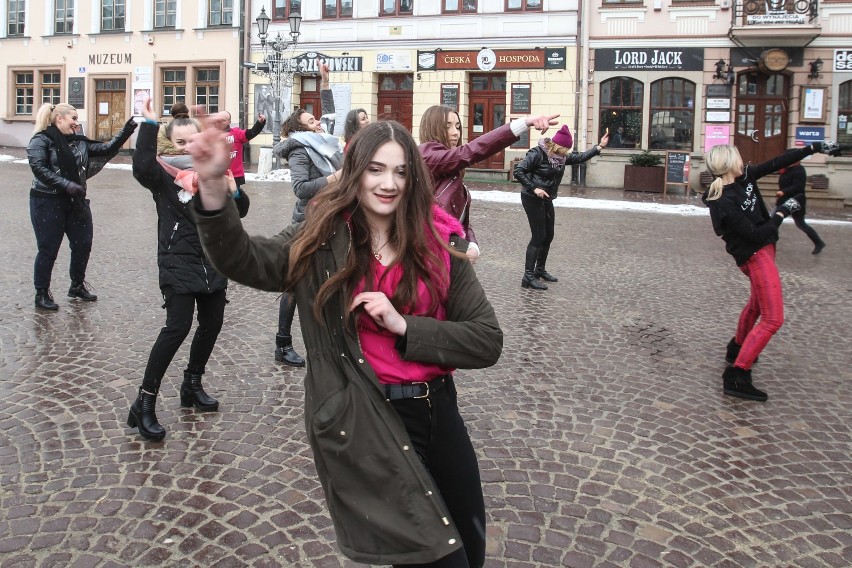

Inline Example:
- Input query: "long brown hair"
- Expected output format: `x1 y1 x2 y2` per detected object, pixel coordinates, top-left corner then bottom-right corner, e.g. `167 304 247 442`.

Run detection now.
282 109 310 137
286 120 463 325
419 105 458 147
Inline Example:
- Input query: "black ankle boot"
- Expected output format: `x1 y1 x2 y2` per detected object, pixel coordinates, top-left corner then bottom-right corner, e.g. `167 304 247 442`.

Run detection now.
35 288 59 311
725 337 757 365
521 271 548 290
535 268 558 282
68 281 97 301
127 389 166 440
722 366 768 401
812 241 825 255
180 372 219 411
275 334 306 367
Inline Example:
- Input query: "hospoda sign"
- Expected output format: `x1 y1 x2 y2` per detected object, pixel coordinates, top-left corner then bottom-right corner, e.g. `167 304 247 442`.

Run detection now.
293 52 363 73
417 48 567 71
595 48 704 71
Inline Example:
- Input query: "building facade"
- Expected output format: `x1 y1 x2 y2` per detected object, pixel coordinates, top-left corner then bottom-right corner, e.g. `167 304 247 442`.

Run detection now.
0 0 246 148
581 0 852 198
245 0 580 173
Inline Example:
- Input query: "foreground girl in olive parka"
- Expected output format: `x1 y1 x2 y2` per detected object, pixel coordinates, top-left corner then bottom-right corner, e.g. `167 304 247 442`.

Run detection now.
190 118 503 567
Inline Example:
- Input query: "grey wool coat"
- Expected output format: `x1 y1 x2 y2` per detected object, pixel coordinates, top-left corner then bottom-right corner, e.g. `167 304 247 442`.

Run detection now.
195 202 503 565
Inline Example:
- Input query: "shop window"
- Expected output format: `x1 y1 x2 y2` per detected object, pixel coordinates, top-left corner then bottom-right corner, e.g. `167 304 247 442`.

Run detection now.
161 68 186 115
274 0 301 20
599 77 644 149
443 0 477 12
649 78 695 151
42 72 62 105
101 0 126 31
55 0 74 34
381 0 413 16
838 80 852 149
195 68 220 113
506 0 541 9
154 0 177 28
15 71 34 115
8 0 26 36
209 0 232 26
324 0 352 18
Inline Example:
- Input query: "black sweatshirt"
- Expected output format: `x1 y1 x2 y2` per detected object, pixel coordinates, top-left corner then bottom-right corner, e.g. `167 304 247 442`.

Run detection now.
702 146 815 266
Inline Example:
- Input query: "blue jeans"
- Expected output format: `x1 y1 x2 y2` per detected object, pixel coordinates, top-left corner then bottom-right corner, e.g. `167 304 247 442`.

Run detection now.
30 194 93 290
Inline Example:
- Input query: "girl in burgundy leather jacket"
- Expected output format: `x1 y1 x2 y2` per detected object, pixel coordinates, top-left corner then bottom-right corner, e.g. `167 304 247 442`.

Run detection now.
418 105 557 261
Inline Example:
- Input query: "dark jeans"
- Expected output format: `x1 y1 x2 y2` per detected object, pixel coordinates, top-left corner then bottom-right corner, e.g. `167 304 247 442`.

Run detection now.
141 288 227 393
30 194 93 290
521 192 555 250
791 212 823 245
390 378 485 568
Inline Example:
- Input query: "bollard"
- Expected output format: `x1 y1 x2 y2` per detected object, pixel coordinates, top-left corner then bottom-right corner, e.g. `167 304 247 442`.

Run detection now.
258 147 273 175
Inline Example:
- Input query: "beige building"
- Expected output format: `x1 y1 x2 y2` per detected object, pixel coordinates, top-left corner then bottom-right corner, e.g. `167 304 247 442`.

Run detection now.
1 0 246 149
244 0 580 177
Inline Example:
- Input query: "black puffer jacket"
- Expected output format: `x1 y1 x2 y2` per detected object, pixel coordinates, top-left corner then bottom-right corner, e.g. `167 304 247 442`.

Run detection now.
132 122 248 294
514 144 601 199
27 125 134 196
702 146 815 266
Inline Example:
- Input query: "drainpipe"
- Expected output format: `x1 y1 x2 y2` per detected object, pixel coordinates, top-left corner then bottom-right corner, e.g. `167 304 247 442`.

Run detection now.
239 0 249 161
572 0 588 185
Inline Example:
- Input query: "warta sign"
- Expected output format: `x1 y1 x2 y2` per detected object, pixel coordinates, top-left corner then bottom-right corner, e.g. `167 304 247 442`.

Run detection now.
417 48 567 71
595 48 704 71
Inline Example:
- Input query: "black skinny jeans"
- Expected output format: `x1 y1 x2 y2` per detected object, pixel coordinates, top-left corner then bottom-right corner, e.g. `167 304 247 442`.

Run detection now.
791 212 823 245
521 192 555 250
390 378 485 568
30 194 93 290
141 288 227 393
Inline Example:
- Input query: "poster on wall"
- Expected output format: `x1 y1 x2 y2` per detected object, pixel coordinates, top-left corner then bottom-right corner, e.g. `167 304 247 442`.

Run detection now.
801 86 826 122
704 124 730 152
133 89 151 115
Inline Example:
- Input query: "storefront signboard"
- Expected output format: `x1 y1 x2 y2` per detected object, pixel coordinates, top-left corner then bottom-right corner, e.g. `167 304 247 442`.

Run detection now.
416 48 566 71
704 124 730 152
294 52 363 73
595 48 704 71
834 49 852 72
441 84 459 111
706 98 731 110
794 126 824 147
376 52 412 71
731 47 802 68
706 111 731 123
706 85 732 97
511 84 531 114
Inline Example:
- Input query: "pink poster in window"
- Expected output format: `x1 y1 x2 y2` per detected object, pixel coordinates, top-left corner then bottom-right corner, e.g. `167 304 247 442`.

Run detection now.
704 124 730 152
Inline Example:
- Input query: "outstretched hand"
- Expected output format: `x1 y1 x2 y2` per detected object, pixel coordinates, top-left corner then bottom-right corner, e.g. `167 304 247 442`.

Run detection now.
141 97 157 122
525 114 560 134
319 60 330 86
598 133 610 148
186 108 232 210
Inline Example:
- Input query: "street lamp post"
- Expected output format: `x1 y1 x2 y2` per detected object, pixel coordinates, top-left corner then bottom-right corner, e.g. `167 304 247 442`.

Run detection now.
246 6 301 170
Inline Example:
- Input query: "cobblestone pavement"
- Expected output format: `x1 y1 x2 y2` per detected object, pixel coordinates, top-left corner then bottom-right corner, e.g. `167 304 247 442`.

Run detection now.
1 154 851 568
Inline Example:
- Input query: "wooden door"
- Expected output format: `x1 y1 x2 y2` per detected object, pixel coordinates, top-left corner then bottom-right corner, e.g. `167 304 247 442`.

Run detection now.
468 73 507 169
377 74 413 132
300 76 321 120
734 72 788 165
94 79 127 141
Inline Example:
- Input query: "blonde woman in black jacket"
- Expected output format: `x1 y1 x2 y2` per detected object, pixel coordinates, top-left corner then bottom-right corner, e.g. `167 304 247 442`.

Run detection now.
27 102 136 310
513 125 608 290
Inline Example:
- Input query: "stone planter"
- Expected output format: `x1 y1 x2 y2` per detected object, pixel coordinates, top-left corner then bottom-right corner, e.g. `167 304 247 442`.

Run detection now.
624 165 665 193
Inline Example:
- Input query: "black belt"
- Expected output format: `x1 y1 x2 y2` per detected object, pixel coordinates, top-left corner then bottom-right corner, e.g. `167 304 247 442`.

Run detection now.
384 375 450 401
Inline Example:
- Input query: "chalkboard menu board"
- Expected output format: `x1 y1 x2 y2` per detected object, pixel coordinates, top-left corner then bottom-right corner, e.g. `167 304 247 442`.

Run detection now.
441 84 459 111
511 122 530 149
665 151 690 191
511 83 531 114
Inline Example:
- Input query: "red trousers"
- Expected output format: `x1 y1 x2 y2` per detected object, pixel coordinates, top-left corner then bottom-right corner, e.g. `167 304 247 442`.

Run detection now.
734 244 784 370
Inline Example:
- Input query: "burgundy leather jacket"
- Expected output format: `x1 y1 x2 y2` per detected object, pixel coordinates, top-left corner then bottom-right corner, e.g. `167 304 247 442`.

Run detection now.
418 123 518 244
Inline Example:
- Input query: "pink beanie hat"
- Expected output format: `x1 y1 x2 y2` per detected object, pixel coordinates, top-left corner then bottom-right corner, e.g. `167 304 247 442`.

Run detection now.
551 125 573 149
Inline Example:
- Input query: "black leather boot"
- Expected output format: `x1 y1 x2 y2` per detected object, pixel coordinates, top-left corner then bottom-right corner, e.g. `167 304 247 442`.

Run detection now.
35 288 59 311
180 371 219 411
722 366 767 401
127 389 166 441
275 333 306 367
68 281 97 301
812 241 825 255
521 245 547 290
535 246 558 282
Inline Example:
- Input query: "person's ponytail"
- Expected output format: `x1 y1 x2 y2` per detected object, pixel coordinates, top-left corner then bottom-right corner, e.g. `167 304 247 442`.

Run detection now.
32 102 75 134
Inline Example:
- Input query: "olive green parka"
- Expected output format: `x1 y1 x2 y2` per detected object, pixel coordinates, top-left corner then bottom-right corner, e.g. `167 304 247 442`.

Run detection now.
195 201 503 565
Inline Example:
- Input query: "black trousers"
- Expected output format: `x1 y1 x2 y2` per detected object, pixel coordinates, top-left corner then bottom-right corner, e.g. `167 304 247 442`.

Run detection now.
521 192 555 250
141 288 227 393
390 378 485 568
30 194 93 290
791 212 823 245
